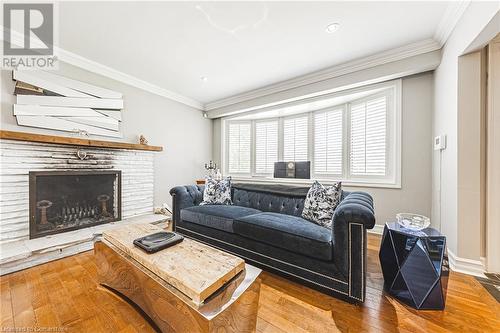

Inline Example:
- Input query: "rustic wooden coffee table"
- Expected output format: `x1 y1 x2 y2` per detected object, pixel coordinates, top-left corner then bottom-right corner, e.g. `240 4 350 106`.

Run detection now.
95 224 262 333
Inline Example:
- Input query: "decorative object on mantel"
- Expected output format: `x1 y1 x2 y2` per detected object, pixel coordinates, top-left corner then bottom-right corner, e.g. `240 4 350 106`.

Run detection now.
0 130 163 152
72 129 90 137
12 70 124 138
139 134 149 145
75 149 90 160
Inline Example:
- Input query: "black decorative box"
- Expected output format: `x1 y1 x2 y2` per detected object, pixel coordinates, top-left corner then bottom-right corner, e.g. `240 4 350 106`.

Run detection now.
273 161 310 179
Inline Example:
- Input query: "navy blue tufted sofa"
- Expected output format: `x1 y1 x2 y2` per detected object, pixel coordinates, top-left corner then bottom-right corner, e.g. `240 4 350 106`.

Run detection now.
170 183 375 303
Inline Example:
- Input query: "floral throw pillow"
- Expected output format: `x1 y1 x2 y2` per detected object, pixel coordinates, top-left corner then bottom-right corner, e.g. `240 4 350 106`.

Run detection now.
302 180 342 228
200 177 233 205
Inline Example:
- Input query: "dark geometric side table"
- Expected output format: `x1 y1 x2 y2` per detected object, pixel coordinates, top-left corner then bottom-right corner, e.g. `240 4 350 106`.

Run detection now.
379 222 449 310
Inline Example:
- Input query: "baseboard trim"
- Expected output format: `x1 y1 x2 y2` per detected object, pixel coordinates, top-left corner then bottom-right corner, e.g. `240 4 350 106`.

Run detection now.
368 224 384 235
448 250 486 278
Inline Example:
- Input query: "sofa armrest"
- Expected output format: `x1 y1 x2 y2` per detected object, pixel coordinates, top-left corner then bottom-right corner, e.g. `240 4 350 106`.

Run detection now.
333 192 375 231
169 185 204 226
332 191 375 298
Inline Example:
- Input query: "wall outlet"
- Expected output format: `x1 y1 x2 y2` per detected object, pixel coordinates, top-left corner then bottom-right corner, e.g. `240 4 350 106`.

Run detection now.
434 135 447 150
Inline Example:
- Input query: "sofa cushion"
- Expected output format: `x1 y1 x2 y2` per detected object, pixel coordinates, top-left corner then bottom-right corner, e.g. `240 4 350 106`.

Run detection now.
302 181 342 228
180 205 261 233
200 177 232 205
233 212 333 261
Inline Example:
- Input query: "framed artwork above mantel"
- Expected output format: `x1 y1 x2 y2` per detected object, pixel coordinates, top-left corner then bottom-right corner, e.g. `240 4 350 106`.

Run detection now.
12 70 125 138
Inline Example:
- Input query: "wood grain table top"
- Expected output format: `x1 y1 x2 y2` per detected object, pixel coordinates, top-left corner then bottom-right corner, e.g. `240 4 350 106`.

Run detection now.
102 223 245 304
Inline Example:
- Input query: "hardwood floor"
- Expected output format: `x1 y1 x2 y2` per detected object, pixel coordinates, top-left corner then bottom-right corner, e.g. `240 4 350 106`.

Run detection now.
1 234 499 332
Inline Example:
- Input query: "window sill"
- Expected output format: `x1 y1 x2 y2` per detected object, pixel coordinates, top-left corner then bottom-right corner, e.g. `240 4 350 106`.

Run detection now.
228 176 401 189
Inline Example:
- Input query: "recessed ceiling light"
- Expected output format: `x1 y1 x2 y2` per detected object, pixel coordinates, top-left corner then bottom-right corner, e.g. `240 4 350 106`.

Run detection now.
325 23 340 34
200 76 208 82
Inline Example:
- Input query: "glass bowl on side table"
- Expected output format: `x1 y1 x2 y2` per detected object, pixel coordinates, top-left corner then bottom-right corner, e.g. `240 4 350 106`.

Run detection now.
379 221 449 310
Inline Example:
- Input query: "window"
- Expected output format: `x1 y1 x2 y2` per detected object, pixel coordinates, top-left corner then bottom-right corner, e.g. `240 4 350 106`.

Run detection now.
228 122 251 173
223 80 401 187
283 116 308 161
314 108 343 175
350 96 387 176
255 120 278 174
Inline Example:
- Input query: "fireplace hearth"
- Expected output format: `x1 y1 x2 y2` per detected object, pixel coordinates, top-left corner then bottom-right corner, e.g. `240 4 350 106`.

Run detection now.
29 171 121 239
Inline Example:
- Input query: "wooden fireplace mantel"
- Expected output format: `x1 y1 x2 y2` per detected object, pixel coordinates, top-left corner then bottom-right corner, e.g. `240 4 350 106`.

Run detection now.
0 130 163 152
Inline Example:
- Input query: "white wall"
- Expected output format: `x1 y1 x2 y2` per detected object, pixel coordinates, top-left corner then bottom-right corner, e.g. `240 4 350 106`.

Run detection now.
0 63 213 208
213 73 434 228
432 2 499 257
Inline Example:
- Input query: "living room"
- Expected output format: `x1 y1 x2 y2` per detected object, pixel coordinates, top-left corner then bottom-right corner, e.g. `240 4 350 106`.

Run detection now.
0 1 499 332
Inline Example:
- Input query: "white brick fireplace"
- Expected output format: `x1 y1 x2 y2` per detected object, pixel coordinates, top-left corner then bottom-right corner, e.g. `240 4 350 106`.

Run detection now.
0 136 167 274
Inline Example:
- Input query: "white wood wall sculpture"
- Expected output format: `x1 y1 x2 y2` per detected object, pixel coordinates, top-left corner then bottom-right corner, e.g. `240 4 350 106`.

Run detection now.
13 70 124 138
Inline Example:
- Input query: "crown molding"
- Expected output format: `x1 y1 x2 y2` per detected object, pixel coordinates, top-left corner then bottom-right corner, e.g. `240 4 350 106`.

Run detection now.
204 38 441 111
434 0 471 46
1 27 204 110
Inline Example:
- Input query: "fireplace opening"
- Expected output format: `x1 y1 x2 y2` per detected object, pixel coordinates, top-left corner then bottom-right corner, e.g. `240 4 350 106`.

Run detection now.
29 171 121 239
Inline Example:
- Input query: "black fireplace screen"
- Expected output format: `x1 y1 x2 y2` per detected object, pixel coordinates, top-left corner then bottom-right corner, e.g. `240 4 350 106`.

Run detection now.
29 171 121 239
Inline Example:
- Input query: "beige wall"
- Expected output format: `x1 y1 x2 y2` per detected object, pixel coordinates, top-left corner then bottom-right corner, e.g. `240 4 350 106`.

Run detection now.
486 34 500 273
457 51 486 260
212 73 434 228
0 63 213 208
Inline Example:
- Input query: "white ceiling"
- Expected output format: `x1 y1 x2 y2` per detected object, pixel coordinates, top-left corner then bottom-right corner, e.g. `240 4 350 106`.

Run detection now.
55 1 451 105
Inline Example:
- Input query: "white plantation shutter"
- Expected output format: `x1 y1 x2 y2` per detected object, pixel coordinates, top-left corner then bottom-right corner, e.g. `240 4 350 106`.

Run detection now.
255 120 278 173
350 96 387 176
314 108 343 175
283 116 308 161
224 84 398 185
228 122 251 173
